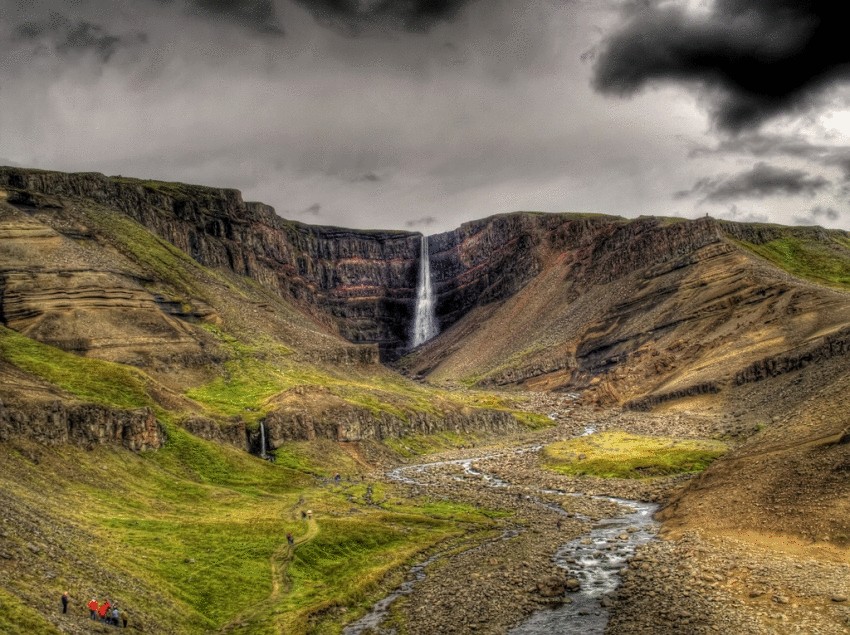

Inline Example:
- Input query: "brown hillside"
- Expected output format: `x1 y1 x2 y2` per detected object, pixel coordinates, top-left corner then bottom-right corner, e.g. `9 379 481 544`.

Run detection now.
405 215 850 411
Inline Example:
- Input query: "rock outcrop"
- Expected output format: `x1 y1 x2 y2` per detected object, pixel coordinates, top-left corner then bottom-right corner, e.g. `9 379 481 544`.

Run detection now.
0 398 164 451
262 403 519 445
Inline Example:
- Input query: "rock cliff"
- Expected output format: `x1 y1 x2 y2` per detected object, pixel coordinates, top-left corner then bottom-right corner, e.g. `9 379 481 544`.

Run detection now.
0 398 163 451
0 168 421 358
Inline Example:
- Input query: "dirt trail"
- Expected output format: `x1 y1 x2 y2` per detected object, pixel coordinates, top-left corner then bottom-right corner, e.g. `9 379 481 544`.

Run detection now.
219 516 318 633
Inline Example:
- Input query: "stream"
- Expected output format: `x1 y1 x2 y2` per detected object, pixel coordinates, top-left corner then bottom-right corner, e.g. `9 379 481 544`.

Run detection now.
343 438 658 634
509 497 657 634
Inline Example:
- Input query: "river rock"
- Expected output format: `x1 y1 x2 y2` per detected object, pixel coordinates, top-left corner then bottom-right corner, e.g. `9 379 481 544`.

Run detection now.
536 575 567 597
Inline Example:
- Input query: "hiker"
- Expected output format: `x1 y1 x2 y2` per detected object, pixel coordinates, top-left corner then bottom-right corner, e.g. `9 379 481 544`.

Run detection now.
112 606 120 626
556 518 562 530
334 473 341 483
286 532 294 546
88 597 99 620
61 591 69 614
121 608 128 628
301 510 307 520
98 599 111 621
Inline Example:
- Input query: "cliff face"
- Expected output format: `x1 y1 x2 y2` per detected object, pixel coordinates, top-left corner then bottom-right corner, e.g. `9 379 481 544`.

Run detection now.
406 212 850 410
0 398 163 451
0 168 421 359
3 168 711 360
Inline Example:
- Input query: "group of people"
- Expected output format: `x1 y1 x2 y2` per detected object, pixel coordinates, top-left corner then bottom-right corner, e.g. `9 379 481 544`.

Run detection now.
85 596 129 627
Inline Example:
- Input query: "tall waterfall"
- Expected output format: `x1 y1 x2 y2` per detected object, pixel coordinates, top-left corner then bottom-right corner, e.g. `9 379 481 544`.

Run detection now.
259 421 267 459
411 234 439 347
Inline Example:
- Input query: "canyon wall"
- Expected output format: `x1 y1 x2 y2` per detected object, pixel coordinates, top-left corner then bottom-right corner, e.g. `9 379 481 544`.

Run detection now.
0 168 421 358
4 167 849 374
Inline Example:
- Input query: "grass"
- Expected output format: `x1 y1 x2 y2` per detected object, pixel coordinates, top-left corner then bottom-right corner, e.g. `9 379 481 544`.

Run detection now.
0 325 153 409
542 430 727 479
0 317 513 633
81 205 205 297
737 234 850 291
185 324 526 428
383 430 479 458
0 588 58 634
0 425 489 634
511 411 555 429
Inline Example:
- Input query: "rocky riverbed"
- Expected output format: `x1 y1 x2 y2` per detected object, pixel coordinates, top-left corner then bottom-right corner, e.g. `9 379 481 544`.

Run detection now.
348 405 850 635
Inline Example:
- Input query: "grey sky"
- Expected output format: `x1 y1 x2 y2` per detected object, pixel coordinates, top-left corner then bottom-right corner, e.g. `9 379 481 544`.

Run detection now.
1 0 849 232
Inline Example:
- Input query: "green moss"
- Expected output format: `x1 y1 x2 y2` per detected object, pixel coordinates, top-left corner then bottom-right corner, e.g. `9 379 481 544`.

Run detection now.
0 326 153 409
510 411 555 429
0 589 59 634
543 430 727 479
738 235 850 290
81 206 204 297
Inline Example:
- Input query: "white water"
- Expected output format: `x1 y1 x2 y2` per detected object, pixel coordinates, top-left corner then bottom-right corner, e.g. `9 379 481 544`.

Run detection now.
411 234 438 347
509 498 657 635
259 422 267 459
352 444 657 634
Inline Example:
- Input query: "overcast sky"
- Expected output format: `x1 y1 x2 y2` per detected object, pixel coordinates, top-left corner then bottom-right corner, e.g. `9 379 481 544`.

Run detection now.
1 0 849 232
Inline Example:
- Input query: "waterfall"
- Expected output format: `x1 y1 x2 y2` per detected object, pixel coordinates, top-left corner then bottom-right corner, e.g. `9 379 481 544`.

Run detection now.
259 422 267 459
411 234 439 347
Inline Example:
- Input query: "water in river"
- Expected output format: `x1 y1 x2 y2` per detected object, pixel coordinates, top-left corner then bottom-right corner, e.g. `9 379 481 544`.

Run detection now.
350 444 658 634
509 497 657 634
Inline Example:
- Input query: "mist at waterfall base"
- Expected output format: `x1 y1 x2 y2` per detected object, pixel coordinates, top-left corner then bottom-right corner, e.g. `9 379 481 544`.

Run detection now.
411 235 439 347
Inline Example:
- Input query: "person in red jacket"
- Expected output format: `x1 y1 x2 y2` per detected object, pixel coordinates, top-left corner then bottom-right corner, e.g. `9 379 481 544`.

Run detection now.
87 598 99 620
97 599 111 621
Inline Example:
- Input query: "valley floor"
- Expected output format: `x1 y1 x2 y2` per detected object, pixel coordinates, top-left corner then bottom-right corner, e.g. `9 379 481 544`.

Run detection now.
347 401 850 635
2 400 849 634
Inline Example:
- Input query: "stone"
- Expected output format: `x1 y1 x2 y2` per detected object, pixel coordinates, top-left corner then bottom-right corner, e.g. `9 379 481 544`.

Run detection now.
536 575 567 598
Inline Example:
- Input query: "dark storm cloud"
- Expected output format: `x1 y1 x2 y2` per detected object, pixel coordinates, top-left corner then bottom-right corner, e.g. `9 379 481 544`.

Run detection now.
405 216 437 227
15 14 144 62
181 0 284 35
295 0 474 33
594 0 850 132
676 162 830 202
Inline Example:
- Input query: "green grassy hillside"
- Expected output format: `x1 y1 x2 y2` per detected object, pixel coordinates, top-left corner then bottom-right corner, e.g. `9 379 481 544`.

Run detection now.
0 428 503 634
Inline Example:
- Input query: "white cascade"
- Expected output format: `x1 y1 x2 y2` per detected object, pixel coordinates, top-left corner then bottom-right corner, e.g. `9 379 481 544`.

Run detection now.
259 421 267 459
411 234 439 346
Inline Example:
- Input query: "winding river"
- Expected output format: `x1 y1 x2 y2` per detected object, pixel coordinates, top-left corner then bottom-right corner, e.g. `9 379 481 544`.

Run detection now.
343 441 658 634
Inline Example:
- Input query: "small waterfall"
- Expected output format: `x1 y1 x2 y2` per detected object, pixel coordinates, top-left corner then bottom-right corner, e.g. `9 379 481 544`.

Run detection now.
259 422 267 459
411 234 439 347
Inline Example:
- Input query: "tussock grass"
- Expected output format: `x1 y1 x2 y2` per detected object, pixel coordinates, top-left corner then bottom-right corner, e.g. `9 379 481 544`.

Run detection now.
543 430 727 479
